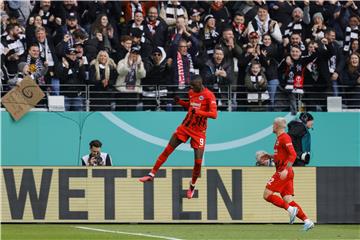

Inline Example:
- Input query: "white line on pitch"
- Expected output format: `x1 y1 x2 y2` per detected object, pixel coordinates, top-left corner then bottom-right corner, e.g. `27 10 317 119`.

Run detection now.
74 226 185 240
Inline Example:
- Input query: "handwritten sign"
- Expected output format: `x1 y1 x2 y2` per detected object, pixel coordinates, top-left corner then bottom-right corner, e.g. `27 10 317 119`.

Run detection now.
1 76 45 121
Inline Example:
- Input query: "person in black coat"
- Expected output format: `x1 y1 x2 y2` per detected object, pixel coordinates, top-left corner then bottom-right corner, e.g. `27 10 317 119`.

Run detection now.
287 112 314 166
59 48 86 111
33 26 61 95
142 47 171 110
341 53 360 109
143 7 168 50
89 50 118 111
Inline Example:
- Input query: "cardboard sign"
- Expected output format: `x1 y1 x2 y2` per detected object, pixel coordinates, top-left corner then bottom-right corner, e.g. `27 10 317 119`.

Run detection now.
1 76 45 121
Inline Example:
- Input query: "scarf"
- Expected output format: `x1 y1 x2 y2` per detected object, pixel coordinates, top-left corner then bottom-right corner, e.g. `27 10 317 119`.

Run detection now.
95 63 109 82
38 39 54 67
250 74 262 84
125 63 137 90
233 21 245 33
27 54 45 85
93 57 116 82
255 14 270 35
177 51 193 89
204 28 219 40
147 19 160 35
328 55 336 73
165 2 184 20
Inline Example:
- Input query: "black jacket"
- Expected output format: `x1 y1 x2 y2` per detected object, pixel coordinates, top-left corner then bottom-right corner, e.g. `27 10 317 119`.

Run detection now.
60 58 86 97
88 64 118 91
143 57 170 89
288 120 311 166
201 58 233 91
143 18 169 48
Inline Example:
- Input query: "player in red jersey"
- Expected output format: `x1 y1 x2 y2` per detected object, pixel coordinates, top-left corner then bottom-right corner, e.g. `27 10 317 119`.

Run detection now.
262 117 314 231
139 75 217 199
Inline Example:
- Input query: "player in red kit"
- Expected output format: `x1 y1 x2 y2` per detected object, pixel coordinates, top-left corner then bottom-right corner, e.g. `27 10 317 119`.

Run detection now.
139 75 217 199
262 117 314 231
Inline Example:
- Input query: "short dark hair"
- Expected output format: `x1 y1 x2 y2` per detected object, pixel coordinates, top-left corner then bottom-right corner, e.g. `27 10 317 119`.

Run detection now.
299 112 314 123
6 23 19 33
191 75 202 82
73 29 87 40
89 140 102 148
28 43 39 50
214 44 224 52
222 27 233 33
324 28 335 35
121 35 132 43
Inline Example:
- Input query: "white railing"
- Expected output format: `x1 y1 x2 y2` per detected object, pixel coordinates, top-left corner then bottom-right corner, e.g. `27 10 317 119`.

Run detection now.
1 84 359 111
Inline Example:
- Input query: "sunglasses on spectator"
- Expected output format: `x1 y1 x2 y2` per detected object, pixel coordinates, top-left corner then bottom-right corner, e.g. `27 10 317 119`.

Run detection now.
153 53 161 56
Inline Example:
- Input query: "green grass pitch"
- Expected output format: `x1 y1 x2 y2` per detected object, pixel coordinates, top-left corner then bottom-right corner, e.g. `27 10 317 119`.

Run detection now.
2 224 359 240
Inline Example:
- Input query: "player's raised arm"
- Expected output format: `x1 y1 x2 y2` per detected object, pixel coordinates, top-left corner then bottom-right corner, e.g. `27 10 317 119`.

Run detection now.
174 96 190 109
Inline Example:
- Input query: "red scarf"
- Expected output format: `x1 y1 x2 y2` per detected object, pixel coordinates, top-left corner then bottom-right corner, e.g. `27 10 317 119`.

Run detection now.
211 2 224 11
233 22 245 33
177 52 185 88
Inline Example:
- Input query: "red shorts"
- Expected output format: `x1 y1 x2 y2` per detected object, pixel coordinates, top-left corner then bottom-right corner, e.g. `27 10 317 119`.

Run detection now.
174 125 206 149
266 169 294 197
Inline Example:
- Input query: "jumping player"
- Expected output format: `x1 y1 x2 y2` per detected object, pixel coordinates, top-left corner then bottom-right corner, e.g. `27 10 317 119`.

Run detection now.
139 75 217 199
262 117 314 231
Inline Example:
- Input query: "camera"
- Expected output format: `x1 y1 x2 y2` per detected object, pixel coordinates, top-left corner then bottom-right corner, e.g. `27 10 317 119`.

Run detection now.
300 152 310 164
90 153 103 166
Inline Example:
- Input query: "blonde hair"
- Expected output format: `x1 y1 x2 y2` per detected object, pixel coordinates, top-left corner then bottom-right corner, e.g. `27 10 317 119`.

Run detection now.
274 117 287 129
90 51 116 81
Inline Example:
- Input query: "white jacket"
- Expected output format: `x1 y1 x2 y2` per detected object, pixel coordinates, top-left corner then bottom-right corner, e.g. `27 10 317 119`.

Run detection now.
116 52 146 93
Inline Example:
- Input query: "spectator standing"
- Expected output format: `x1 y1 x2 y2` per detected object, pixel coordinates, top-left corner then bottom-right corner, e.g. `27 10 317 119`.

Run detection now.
342 53 360 109
201 46 233 109
246 4 283 44
89 50 118 111
1 23 26 86
18 43 48 85
200 14 220 58
160 0 188 31
34 26 60 95
59 48 86 111
116 44 146 110
244 60 268 111
142 47 171 110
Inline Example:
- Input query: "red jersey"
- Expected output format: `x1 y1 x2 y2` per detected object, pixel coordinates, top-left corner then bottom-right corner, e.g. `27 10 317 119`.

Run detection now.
178 88 217 133
273 132 297 172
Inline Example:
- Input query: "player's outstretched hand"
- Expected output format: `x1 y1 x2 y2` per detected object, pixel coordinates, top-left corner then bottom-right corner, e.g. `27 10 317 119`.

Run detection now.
173 96 180 103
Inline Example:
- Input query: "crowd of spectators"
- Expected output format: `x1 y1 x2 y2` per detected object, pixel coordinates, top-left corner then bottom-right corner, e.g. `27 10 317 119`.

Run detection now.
1 0 359 112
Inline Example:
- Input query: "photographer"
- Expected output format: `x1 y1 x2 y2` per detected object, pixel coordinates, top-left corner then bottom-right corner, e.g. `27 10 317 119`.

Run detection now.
287 112 314 166
81 140 112 166
255 150 275 167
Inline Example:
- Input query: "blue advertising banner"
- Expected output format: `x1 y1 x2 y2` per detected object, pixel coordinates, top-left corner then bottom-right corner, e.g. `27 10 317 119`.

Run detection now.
1 112 359 166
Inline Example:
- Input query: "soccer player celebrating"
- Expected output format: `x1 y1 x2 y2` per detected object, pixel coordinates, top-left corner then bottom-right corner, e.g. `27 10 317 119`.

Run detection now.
139 75 217 199
262 117 314 231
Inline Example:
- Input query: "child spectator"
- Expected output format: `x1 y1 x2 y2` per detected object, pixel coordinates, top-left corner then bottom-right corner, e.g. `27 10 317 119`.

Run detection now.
244 60 268 111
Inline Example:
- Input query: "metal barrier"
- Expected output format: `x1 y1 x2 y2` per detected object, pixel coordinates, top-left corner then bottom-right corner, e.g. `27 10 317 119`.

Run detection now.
1 84 359 111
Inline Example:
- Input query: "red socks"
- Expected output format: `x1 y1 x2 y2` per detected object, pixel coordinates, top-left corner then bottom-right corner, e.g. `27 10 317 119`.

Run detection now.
151 144 175 175
150 146 203 186
289 201 308 221
266 195 289 210
191 159 202 185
